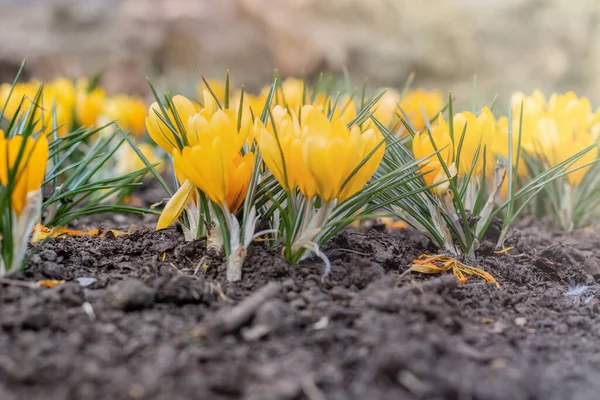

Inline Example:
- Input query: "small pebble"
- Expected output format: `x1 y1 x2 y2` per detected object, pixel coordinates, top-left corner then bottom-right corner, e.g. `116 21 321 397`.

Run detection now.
313 316 329 330
76 277 97 287
515 317 527 327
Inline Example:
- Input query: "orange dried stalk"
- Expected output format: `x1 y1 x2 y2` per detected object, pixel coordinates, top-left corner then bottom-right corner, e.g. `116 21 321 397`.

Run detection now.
38 280 65 288
32 224 128 242
410 254 499 288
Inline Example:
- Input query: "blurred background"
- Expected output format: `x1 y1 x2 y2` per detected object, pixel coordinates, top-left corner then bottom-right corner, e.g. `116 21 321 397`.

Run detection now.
1 0 599 104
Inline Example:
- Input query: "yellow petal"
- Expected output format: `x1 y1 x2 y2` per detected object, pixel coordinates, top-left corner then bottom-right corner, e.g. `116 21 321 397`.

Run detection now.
156 180 195 230
27 134 48 192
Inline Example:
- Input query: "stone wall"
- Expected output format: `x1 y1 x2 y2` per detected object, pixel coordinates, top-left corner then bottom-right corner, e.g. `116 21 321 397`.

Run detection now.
1 0 599 103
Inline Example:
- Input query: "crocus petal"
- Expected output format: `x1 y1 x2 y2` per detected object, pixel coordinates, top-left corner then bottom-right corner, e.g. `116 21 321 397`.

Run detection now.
156 180 195 230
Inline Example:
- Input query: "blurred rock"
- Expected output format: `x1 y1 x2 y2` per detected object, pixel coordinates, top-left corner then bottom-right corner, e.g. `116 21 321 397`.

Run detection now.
1 0 599 102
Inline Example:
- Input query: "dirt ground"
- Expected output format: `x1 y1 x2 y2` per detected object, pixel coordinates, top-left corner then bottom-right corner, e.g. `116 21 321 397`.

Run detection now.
1 215 600 400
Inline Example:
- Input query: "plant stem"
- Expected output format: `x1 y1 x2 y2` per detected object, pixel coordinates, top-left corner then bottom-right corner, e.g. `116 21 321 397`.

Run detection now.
227 246 246 282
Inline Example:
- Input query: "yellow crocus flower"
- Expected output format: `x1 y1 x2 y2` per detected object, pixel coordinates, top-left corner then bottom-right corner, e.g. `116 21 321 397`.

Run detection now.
559 136 598 186
313 95 357 127
172 109 254 212
492 116 529 198
372 88 402 129
260 77 319 114
45 78 77 135
510 90 547 115
0 131 48 215
372 88 443 134
0 78 82 135
258 78 356 127
0 81 41 122
196 79 226 108
226 153 255 213
272 77 306 112
412 115 454 187
103 95 147 139
114 143 163 177
0 81 54 134
399 90 444 132
413 108 497 195
145 95 197 153
253 105 297 191
231 91 267 138
452 107 496 175
76 80 106 128
255 105 384 203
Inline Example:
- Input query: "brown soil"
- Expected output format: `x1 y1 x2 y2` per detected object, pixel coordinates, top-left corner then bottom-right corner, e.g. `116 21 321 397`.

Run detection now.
1 218 600 400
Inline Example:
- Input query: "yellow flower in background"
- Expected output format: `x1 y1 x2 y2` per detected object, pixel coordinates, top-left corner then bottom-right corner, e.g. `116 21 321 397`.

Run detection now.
494 116 521 162
510 90 547 116
0 79 76 135
504 91 600 186
533 116 597 186
558 137 598 186
398 90 444 132
267 77 306 112
372 89 443 134
173 109 253 211
199 89 220 117
548 92 598 132
45 78 77 135
146 94 197 153
255 105 384 203
76 80 106 127
0 131 48 215
259 78 357 128
412 115 454 187
314 96 357 127
492 116 529 198
452 107 496 175
1 77 153 137
103 95 147 139
196 79 226 108
232 92 267 138
0 81 41 121
372 88 401 129
114 143 163 177
413 108 497 193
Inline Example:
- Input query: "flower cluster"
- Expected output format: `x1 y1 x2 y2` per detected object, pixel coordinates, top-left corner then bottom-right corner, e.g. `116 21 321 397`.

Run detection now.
149 80 388 280
254 105 384 203
198 77 443 135
0 65 163 278
4 66 598 289
495 91 600 228
499 91 599 186
0 77 146 138
398 89 600 264
413 107 496 195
